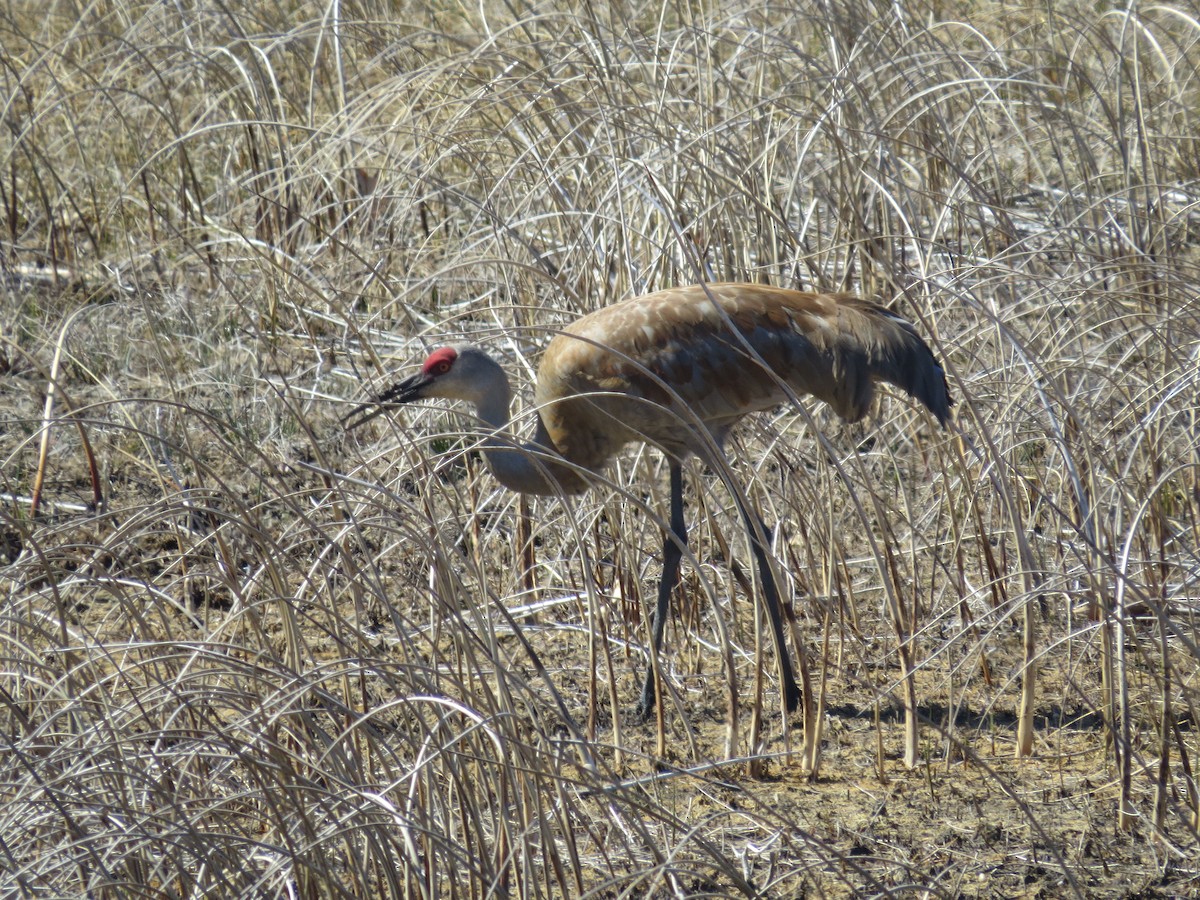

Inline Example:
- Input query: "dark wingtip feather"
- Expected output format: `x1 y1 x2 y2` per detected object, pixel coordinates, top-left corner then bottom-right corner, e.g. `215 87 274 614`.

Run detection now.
918 355 953 428
860 303 953 428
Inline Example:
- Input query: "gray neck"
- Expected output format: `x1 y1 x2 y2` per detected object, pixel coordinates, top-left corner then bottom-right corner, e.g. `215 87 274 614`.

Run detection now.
471 363 587 496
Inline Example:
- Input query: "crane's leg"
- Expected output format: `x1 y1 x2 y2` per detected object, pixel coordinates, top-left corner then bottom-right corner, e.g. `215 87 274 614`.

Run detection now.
736 500 802 712
637 462 686 719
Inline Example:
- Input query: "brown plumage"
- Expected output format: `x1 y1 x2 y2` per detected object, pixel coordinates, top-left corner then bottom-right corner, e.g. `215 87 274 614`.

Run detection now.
346 283 951 717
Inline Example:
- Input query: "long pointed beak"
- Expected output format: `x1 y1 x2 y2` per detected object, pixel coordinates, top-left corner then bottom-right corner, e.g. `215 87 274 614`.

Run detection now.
343 370 432 430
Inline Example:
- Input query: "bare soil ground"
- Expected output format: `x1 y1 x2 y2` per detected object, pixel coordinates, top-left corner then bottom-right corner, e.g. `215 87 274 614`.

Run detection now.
3 2 1199 896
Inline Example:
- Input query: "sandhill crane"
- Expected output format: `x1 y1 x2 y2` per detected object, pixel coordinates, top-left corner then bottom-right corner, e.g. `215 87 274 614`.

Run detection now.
345 282 951 718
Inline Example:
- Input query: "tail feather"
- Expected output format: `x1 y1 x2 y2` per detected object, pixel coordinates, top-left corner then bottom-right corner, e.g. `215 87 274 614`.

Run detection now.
870 309 952 426
828 299 952 426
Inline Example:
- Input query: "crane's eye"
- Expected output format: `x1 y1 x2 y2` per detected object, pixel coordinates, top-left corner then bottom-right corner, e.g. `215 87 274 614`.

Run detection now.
433 360 452 375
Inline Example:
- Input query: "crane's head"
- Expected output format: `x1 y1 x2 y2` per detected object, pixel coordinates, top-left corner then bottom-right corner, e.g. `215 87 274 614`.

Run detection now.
343 344 506 430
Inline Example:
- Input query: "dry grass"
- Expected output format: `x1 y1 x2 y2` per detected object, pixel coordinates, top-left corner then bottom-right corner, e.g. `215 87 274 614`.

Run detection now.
2 0 1198 896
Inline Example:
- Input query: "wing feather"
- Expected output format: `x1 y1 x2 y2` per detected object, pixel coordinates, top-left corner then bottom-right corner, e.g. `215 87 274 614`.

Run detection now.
534 283 950 467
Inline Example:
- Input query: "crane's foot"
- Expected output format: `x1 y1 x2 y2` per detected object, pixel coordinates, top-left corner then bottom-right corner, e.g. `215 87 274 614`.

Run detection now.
639 680 801 718
641 660 800 718
781 660 803 713
635 678 657 722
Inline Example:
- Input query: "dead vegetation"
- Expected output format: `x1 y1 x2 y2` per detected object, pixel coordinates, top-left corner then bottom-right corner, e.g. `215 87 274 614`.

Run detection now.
1 0 1198 896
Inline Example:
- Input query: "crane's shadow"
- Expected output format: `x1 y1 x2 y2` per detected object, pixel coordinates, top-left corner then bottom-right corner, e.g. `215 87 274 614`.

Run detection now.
825 700 1109 734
